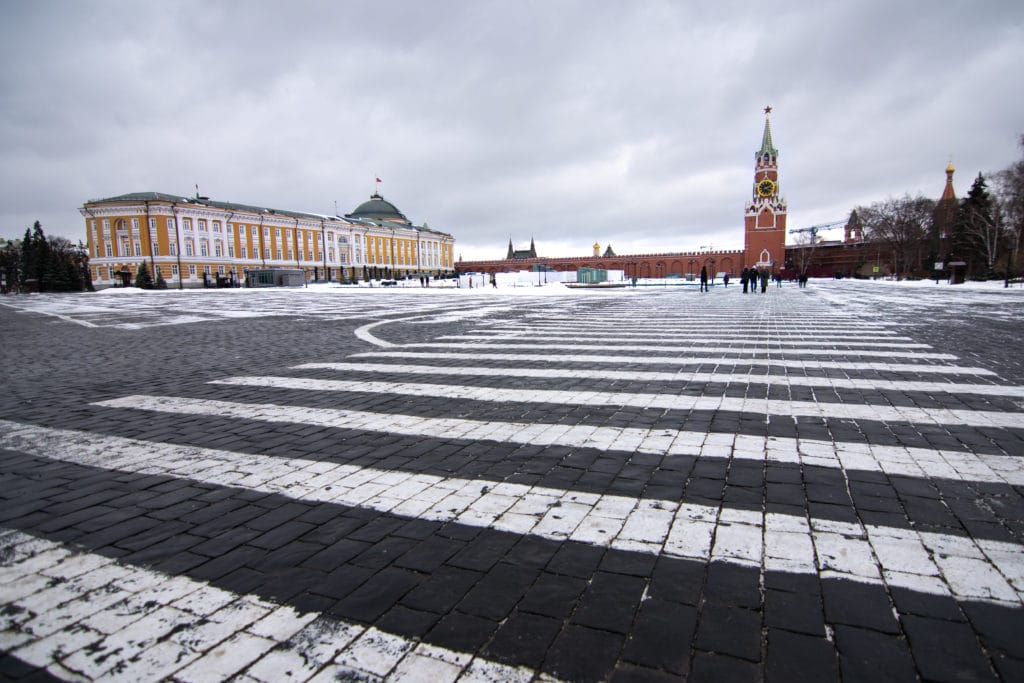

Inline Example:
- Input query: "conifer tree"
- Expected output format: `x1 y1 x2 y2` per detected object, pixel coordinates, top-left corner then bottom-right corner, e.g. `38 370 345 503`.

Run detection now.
957 173 1001 277
135 261 154 289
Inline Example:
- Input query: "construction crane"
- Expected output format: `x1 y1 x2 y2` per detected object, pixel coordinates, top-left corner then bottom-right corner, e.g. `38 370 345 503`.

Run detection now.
788 219 846 236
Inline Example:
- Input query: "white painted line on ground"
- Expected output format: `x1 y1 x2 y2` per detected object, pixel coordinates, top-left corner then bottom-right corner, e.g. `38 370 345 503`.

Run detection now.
295 362 1024 398
354 350 997 375
443 334 932 348
397 342 956 360
82 396 1024 486
0 528 539 683
1 422 1021 607
213 376 1024 429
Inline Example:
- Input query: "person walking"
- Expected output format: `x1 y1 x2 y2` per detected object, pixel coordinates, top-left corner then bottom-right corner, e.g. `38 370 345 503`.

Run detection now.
700 265 709 293
760 268 769 293
723 273 730 288
748 267 758 294
740 267 749 293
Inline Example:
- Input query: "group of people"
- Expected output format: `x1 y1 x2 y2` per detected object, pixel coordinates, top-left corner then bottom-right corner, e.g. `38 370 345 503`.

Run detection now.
739 266 770 293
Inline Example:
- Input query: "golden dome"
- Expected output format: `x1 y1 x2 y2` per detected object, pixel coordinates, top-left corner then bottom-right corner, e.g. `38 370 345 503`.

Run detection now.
946 161 956 173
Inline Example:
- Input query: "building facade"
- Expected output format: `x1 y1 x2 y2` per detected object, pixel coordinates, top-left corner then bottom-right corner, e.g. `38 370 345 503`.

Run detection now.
80 191 455 288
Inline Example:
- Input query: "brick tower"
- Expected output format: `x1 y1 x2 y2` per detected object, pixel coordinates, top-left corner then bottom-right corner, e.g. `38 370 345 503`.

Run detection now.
744 107 787 270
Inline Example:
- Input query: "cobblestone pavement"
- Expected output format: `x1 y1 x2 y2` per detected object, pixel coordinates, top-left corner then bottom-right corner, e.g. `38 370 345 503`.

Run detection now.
1 281 1023 682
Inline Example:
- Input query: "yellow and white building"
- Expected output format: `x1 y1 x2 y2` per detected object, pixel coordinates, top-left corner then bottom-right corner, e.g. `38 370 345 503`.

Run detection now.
80 191 456 288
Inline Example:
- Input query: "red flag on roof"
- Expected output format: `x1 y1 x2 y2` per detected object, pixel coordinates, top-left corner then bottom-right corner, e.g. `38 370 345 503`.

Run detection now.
376 177 382 183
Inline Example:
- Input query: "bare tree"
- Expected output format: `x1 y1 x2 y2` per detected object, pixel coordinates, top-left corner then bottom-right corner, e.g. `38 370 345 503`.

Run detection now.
790 229 821 276
858 195 935 279
993 135 1024 280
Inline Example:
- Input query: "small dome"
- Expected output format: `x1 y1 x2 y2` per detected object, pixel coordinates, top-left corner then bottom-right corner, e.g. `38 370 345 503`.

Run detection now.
347 193 408 222
946 162 956 173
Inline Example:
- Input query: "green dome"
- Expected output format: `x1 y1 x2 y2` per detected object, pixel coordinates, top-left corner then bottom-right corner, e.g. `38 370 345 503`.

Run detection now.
348 193 408 222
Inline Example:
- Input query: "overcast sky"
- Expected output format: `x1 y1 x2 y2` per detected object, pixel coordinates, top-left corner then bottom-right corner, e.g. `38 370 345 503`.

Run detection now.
1 1 1022 261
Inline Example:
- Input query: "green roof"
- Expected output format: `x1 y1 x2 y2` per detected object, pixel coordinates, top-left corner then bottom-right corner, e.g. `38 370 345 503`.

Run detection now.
86 192 452 237
758 116 778 157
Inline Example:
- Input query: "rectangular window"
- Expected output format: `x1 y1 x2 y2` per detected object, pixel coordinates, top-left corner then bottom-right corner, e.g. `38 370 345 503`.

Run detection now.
264 227 269 238
286 248 293 261
218 265 225 274
213 221 221 233
105 244 112 257
148 218 156 231
241 246 247 259
134 244 141 256
188 264 196 276
198 219 207 232
204 265 211 275
200 242 209 257
276 249 282 260
172 265 179 275
264 247 271 259
329 248 335 261
228 245 235 258
252 226 258 237
182 218 192 231
186 242 194 257
131 218 140 231
275 228 281 239
169 242 177 256
166 218 174 233
152 243 160 256
215 243 223 257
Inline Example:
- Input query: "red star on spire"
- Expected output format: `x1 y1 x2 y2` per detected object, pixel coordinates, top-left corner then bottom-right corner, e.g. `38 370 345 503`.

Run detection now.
764 105 772 115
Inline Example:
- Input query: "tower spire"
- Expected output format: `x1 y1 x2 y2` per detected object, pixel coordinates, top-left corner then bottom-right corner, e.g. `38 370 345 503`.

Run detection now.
759 106 778 157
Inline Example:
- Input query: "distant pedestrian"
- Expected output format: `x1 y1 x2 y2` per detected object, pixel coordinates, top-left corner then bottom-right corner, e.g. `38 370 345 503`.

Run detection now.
700 266 708 293
740 267 749 293
748 267 758 294
723 273 730 288
760 269 769 293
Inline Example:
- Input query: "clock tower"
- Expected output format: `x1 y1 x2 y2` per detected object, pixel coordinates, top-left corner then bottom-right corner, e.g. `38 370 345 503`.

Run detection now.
744 107 787 270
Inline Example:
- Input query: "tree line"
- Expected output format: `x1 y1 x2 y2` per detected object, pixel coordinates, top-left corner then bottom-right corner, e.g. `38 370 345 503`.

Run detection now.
0 221 93 293
856 135 1024 281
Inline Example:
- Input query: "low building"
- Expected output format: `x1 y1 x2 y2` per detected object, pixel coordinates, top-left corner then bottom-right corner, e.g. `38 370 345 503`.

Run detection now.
80 191 456 288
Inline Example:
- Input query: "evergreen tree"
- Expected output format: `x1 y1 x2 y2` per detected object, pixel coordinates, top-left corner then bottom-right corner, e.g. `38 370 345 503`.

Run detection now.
155 267 168 289
19 226 34 290
957 173 1002 277
135 261 154 289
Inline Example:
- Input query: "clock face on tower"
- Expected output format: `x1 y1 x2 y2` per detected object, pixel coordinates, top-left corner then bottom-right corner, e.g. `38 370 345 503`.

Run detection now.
757 179 776 197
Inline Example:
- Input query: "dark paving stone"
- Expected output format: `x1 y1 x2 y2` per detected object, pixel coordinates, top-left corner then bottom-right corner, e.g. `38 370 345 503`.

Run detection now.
517 571 587 619
482 611 562 669
426 611 499 653
821 578 900 634
703 561 760 609
901 614 994 682
833 625 917 683
621 599 696 675
545 624 623 682
375 605 440 638
647 556 704 606
688 651 761 682
457 562 538 621
764 628 837 683
764 588 826 637
960 601 1024 659
694 604 761 662
571 571 647 634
